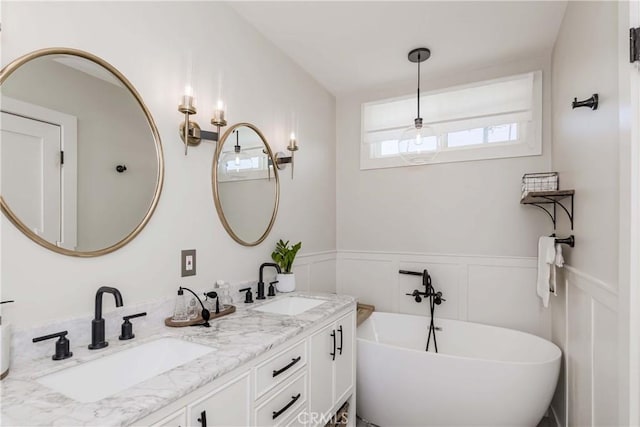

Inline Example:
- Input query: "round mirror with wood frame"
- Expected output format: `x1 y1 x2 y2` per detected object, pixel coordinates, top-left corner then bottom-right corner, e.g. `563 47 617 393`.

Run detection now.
212 123 279 246
0 48 164 257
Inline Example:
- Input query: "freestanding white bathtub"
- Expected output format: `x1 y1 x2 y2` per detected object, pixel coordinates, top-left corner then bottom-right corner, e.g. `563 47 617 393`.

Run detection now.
357 312 561 427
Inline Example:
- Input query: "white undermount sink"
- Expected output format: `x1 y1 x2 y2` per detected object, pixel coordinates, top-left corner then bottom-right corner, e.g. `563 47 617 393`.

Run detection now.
36 338 213 403
252 296 326 316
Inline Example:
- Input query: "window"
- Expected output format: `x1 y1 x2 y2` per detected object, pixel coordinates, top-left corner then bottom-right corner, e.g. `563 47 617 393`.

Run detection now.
360 71 542 169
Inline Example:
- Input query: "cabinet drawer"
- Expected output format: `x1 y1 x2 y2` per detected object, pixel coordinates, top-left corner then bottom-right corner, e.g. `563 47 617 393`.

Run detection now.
255 340 306 398
255 372 307 426
282 404 308 427
150 408 187 427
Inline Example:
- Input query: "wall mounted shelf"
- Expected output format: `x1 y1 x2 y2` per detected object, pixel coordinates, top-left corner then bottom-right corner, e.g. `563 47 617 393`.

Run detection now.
520 190 575 230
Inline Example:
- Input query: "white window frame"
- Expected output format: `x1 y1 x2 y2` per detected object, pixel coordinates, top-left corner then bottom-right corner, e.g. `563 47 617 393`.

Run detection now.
360 71 543 170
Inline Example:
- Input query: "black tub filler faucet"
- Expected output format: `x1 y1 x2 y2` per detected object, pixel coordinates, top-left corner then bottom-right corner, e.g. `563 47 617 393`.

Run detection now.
400 269 445 353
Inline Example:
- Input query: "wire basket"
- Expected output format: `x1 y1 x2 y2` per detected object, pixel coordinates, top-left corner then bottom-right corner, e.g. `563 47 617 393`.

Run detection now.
521 172 559 199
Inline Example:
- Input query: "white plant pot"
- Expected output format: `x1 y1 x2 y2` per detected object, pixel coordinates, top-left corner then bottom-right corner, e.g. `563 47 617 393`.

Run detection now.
276 273 296 293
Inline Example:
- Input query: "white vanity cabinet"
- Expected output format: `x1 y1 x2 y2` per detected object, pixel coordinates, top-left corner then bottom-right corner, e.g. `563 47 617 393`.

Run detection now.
149 373 250 427
308 312 355 425
150 408 186 427
187 373 251 427
137 305 355 427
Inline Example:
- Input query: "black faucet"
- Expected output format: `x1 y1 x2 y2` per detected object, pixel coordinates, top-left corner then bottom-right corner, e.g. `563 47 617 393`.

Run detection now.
257 263 281 300
89 286 123 350
400 269 445 353
400 269 444 304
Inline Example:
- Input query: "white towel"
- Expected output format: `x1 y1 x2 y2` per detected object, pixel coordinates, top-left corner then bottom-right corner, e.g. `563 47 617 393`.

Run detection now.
549 243 564 296
537 236 557 308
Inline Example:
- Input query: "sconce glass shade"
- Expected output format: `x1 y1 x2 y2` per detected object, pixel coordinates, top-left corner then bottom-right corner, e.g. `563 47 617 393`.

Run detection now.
397 122 440 164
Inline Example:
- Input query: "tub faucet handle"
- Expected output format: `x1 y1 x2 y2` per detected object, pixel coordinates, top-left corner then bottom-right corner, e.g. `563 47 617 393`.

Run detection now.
406 290 422 303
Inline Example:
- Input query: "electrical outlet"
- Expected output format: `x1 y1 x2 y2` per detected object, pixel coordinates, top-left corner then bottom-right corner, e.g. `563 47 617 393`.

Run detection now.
181 249 196 277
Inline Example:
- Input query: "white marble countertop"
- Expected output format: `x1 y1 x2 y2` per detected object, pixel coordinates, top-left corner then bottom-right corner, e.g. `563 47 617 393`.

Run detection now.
1 292 356 426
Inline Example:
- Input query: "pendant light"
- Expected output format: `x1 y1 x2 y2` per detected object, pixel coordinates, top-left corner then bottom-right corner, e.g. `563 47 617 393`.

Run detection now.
398 47 439 164
222 129 250 179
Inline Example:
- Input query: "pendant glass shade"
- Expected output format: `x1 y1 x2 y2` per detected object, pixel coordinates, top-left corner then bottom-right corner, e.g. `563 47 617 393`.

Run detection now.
221 148 251 179
397 123 439 164
398 47 438 165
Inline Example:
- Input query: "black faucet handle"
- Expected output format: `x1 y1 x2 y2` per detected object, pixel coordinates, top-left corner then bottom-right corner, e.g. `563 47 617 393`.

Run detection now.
239 287 253 304
405 290 423 303
123 312 147 321
119 312 147 340
33 331 73 360
268 281 278 297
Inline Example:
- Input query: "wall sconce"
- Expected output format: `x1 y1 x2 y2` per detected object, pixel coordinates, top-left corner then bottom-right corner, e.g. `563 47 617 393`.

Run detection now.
274 133 299 179
178 88 228 155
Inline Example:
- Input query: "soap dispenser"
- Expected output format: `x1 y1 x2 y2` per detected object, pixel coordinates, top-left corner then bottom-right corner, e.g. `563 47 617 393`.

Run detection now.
1 300 15 380
172 289 189 322
215 280 232 306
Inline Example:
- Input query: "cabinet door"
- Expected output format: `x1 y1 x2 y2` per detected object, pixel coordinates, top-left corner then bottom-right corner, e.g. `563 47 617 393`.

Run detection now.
334 312 355 404
187 373 250 427
151 408 187 427
308 323 335 421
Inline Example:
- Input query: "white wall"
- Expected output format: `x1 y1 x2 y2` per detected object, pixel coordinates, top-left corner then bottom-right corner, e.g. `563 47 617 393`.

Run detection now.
0 1 336 329
337 55 553 257
549 2 622 425
336 55 556 339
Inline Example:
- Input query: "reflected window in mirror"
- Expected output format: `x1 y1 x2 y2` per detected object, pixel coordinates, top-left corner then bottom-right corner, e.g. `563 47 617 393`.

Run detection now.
219 128 271 181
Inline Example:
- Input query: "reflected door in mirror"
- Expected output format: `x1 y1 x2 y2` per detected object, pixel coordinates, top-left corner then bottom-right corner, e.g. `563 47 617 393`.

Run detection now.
1 112 64 245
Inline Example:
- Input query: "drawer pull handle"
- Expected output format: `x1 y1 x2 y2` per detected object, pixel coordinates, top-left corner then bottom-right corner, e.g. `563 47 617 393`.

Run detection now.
197 410 207 427
330 330 336 361
272 356 302 377
337 325 343 355
272 393 301 420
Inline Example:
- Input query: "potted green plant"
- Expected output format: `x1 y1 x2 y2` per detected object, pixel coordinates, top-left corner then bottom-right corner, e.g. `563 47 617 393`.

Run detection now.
271 239 302 293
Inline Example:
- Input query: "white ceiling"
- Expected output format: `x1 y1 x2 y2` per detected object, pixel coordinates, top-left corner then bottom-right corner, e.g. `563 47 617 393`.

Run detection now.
230 1 567 95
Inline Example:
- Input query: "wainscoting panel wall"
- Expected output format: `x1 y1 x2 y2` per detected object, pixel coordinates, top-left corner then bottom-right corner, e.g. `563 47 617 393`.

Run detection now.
551 266 619 427
335 251 551 339
293 251 337 293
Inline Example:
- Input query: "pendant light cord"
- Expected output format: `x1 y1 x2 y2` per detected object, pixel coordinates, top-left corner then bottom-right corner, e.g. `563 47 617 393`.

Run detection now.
416 52 421 119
